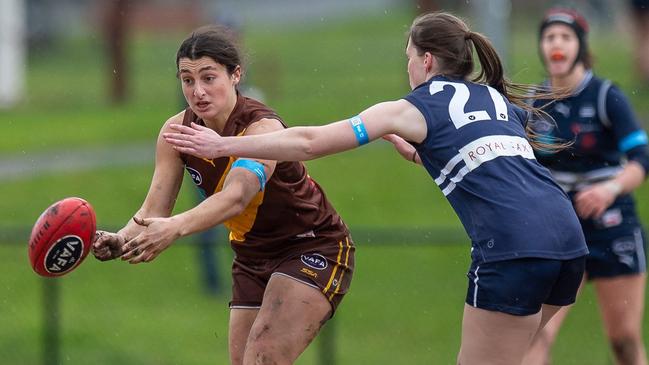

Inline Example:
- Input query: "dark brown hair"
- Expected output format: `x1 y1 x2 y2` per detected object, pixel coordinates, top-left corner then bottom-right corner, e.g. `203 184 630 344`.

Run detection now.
176 25 242 75
408 12 568 152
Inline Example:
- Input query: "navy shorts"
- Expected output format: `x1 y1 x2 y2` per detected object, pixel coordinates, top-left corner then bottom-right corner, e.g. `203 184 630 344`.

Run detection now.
585 227 647 279
466 256 586 316
632 0 649 12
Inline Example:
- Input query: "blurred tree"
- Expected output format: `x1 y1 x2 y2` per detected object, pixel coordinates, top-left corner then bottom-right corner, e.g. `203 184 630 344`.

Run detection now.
416 0 438 13
0 0 25 109
630 0 649 82
103 0 129 104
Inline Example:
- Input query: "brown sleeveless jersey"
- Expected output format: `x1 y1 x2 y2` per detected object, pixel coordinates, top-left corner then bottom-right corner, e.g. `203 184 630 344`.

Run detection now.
180 94 349 258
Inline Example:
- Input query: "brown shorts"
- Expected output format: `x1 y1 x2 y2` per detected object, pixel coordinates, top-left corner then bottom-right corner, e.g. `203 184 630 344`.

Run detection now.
230 235 354 314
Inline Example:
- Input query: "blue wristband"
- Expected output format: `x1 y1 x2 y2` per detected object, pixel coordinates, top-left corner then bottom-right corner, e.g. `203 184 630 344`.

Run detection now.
619 130 648 152
232 159 267 191
349 115 369 145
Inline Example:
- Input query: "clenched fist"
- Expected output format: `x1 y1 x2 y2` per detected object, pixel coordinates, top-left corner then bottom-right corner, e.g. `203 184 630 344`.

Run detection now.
92 230 126 261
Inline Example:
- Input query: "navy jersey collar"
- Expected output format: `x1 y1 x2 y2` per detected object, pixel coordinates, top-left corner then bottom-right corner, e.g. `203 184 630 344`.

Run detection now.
543 69 593 96
413 74 462 91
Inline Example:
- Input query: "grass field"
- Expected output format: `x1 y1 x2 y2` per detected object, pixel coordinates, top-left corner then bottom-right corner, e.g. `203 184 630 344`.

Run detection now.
1 4 649 364
0 243 620 365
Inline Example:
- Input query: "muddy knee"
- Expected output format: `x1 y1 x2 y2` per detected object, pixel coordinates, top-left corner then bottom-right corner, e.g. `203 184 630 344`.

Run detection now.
610 336 639 364
245 324 290 365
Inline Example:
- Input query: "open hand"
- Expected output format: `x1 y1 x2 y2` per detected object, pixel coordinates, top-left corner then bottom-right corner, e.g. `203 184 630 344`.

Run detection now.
120 216 181 264
163 122 223 159
383 134 419 164
574 182 618 219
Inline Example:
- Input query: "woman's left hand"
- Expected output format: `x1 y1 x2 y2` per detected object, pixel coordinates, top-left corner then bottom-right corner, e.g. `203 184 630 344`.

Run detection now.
163 122 223 159
383 134 420 164
574 182 618 219
120 216 181 264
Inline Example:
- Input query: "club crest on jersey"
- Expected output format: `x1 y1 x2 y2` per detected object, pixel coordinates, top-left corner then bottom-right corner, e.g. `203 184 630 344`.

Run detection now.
185 167 202 185
554 102 570 117
301 253 328 270
45 235 83 274
529 118 554 133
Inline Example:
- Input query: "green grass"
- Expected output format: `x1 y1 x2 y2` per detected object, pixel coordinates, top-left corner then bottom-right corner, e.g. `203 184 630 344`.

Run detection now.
3 243 638 365
2 5 649 365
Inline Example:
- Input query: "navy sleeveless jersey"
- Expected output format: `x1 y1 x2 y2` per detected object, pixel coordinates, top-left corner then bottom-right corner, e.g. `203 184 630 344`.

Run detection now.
404 75 588 264
530 71 649 240
531 71 648 182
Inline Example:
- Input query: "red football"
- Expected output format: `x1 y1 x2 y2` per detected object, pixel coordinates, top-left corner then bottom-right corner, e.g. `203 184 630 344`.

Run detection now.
29 197 96 277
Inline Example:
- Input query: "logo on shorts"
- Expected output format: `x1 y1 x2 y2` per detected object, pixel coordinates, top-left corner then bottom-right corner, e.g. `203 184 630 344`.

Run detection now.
599 208 622 228
612 238 636 267
300 267 318 278
301 253 328 270
185 167 202 185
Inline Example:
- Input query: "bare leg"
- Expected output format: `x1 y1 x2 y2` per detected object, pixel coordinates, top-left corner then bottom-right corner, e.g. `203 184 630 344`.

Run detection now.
229 308 259 365
242 274 332 365
594 273 648 365
457 304 542 365
522 304 571 365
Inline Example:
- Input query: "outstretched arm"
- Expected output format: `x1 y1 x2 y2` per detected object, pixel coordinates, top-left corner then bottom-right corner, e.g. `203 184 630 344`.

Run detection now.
163 99 427 161
93 113 186 261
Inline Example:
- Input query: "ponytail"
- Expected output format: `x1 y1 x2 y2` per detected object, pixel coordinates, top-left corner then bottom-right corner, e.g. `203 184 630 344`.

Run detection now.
466 31 505 95
409 11 571 153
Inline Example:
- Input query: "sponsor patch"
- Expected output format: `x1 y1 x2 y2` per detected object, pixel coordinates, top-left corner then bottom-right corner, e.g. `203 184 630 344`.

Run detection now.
300 267 318 279
459 135 535 171
579 105 596 118
300 253 328 270
186 166 202 185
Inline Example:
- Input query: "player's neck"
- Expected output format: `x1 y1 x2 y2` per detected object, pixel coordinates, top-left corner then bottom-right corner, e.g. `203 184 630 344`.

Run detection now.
550 64 586 93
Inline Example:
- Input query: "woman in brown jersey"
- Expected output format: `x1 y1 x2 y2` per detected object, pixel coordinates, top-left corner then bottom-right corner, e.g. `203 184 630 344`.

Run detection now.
91 25 354 365
164 11 592 365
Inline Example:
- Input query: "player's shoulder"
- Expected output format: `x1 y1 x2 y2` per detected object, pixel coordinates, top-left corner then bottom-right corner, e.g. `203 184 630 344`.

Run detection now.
245 116 285 136
161 109 188 132
582 73 616 96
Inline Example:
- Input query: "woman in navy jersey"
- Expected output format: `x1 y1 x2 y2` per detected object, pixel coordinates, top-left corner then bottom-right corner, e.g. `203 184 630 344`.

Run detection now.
523 8 649 365
164 12 589 365
91 25 354 365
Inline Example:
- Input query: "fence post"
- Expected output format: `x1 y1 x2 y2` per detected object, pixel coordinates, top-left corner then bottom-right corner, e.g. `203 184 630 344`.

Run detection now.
42 278 60 365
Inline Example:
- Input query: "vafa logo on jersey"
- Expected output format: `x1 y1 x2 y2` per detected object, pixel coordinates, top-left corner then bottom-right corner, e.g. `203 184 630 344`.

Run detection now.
185 167 202 185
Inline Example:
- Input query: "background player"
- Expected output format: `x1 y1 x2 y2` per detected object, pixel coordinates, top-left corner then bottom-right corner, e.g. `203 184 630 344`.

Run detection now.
164 12 589 365
91 25 354 365
523 7 649 365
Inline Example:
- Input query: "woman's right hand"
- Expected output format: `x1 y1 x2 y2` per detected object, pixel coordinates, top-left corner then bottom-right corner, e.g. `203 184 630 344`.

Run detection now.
163 122 223 159
92 230 126 261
